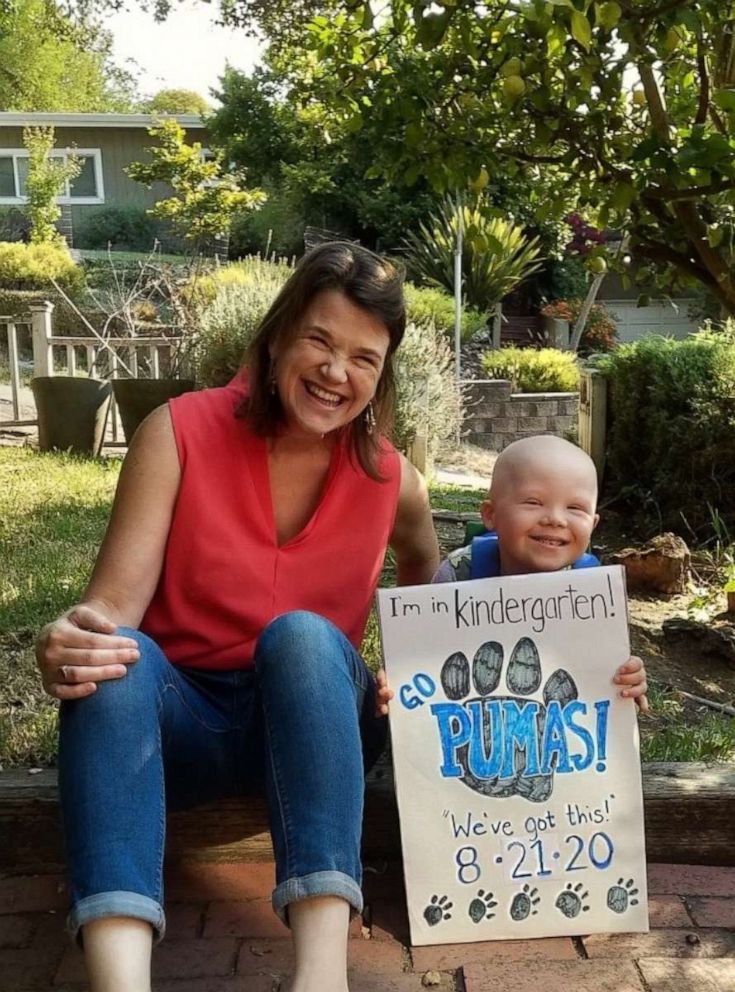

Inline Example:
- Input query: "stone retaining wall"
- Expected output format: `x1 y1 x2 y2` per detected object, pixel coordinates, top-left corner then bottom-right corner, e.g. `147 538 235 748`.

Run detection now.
463 379 579 451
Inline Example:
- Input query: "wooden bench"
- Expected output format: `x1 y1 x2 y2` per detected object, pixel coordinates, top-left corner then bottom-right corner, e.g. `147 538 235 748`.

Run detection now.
1 761 733 874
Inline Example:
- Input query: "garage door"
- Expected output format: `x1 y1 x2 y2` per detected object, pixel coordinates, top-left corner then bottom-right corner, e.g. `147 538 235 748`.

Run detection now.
605 299 700 343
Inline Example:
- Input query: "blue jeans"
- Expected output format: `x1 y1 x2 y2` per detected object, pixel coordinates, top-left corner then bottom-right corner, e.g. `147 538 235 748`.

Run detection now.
58 611 386 941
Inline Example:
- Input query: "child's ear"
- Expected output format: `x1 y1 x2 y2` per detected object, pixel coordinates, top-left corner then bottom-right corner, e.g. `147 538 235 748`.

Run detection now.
481 498 496 532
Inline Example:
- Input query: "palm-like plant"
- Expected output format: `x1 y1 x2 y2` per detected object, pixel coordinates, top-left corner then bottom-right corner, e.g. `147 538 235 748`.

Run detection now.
403 194 543 313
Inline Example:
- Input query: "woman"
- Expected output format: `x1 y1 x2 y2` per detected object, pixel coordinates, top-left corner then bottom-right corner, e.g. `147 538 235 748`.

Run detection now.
36 242 440 992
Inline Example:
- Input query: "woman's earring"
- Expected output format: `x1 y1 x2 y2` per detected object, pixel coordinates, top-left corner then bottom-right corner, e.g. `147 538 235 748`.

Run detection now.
365 402 376 435
269 363 277 396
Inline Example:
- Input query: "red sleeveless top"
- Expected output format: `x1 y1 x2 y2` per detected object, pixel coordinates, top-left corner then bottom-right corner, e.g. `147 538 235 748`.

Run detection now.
141 384 401 670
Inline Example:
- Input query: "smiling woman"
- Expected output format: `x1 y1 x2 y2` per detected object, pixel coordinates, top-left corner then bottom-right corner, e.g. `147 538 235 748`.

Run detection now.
34 241 440 992
271 293 389 442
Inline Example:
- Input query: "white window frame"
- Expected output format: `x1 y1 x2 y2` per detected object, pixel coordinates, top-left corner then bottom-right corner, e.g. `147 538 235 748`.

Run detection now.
0 148 105 205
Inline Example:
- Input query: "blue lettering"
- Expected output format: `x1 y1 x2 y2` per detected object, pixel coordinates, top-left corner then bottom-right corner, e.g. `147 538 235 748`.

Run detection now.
500 700 541 778
430 703 471 777
466 700 504 779
399 684 423 710
594 699 610 771
541 701 573 774
563 701 594 771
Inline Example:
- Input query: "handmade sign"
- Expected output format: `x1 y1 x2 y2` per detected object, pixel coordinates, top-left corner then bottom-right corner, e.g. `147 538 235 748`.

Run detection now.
377 565 648 946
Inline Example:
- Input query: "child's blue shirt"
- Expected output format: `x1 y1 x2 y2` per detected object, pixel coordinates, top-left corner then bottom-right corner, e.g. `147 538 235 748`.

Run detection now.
432 531 599 583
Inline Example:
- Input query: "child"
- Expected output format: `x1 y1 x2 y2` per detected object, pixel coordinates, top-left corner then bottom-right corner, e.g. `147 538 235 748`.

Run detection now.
375 435 648 714
431 434 649 712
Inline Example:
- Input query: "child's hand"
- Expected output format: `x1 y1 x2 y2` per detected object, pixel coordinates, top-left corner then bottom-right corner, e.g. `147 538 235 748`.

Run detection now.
614 656 649 714
375 668 394 717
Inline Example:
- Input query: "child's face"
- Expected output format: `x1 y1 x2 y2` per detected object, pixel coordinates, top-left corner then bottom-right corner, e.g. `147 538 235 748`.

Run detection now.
481 461 599 576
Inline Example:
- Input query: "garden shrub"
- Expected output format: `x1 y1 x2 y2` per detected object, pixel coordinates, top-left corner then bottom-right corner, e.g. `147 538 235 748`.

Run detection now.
75 207 160 253
229 194 307 260
404 283 488 342
481 346 580 393
598 329 735 537
393 321 463 457
0 241 84 293
186 255 293 315
194 271 291 387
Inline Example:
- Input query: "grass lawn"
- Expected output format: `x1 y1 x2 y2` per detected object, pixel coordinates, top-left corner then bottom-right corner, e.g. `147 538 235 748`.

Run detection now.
1 447 733 767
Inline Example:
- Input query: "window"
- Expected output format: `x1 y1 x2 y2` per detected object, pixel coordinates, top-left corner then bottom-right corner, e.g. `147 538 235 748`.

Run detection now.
0 157 14 197
0 149 104 204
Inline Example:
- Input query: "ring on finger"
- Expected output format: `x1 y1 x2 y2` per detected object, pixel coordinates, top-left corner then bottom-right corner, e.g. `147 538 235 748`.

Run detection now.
59 665 70 683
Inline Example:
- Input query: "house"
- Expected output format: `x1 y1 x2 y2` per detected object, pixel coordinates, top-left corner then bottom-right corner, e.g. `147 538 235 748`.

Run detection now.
0 112 208 245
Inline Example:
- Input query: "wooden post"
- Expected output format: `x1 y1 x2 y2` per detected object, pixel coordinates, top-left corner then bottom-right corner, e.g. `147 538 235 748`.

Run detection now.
578 368 607 481
7 322 20 421
407 376 431 477
30 301 54 377
491 303 502 350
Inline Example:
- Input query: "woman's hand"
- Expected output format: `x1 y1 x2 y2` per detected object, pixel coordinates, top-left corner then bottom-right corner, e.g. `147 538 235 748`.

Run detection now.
614 655 649 714
36 605 140 701
374 668 394 717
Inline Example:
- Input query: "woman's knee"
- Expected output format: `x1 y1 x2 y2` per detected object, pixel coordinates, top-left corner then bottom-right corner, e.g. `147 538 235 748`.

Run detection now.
254 611 367 693
63 628 170 720
255 611 338 667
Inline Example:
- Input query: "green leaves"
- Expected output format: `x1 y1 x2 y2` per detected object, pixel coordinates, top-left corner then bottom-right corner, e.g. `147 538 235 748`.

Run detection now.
415 8 453 48
611 181 635 213
570 10 592 50
714 89 735 113
126 119 265 245
402 194 543 309
596 2 621 31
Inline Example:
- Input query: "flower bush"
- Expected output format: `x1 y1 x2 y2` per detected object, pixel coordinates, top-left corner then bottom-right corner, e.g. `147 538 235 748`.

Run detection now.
541 298 617 352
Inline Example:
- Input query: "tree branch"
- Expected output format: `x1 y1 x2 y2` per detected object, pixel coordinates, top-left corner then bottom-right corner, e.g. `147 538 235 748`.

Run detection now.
710 104 728 135
506 149 569 166
634 239 713 285
630 0 693 24
695 44 709 127
646 179 735 202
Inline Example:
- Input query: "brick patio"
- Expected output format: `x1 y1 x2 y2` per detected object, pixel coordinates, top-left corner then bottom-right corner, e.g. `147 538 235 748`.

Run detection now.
0 862 733 991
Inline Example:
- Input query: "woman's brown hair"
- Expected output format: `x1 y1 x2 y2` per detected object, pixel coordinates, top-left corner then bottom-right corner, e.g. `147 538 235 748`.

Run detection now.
242 241 406 480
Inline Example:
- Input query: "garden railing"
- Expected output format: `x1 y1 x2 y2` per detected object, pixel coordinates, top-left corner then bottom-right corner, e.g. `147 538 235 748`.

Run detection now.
1 300 187 444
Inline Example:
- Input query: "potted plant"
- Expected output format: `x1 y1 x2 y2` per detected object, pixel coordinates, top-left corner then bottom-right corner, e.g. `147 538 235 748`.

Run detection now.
55 252 198 444
541 298 617 351
31 374 112 456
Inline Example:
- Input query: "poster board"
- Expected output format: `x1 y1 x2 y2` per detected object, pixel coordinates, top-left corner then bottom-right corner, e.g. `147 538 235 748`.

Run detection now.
377 565 648 946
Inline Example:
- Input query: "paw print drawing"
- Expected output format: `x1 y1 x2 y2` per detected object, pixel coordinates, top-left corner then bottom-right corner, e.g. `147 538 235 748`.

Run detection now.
555 882 590 919
607 878 639 914
510 884 540 921
439 637 578 802
468 889 497 923
423 894 453 926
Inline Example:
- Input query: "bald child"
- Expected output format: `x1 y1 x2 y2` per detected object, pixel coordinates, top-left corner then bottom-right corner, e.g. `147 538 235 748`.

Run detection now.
432 436 649 712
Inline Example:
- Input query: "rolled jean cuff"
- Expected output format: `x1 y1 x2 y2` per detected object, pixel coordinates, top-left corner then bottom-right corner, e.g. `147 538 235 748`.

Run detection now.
67 891 166 946
272 871 363 925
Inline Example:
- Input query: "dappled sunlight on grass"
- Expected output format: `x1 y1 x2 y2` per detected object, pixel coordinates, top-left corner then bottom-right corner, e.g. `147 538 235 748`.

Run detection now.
0 448 120 634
